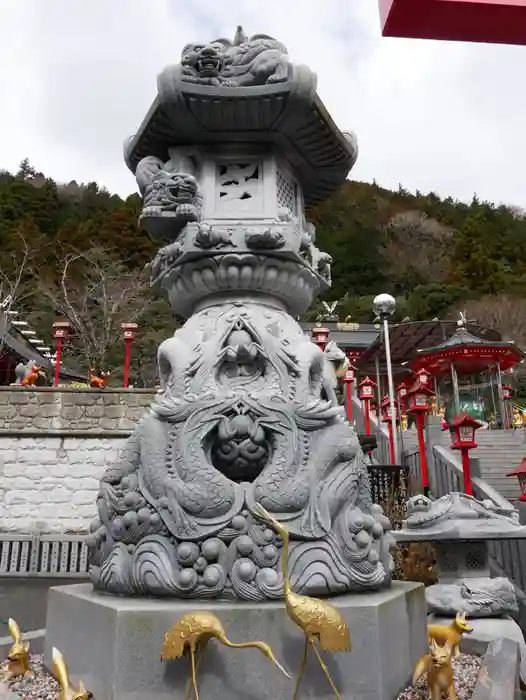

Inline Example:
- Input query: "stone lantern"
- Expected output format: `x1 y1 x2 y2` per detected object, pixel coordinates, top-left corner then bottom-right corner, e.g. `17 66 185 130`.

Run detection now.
448 413 482 497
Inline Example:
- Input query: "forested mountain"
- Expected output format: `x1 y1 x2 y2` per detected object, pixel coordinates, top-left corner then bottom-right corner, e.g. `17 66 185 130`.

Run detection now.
2 159 526 383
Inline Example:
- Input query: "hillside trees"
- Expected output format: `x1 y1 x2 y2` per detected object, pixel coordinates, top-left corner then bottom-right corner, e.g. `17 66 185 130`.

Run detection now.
3 160 526 380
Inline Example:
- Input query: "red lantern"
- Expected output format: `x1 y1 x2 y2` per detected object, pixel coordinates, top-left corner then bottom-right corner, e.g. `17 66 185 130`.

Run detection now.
416 368 432 386
448 413 481 450
507 458 526 502
405 381 435 414
381 394 399 423
406 380 435 495
358 376 377 436
343 363 357 423
502 384 513 400
312 326 329 352
121 323 138 389
381 394 399 464
52 321 71 387
448 413 482 496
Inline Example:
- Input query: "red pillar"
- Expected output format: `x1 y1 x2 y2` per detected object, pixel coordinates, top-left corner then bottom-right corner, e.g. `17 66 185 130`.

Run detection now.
416 413 429 495
53 337 63 387
363 399 371 435
123 338 133 389
461 448 473 496
387 420 395 464
345 381 353 422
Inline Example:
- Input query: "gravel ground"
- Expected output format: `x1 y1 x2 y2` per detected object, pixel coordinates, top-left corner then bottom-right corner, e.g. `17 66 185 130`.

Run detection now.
0 654 60 699
0 651 482 700
397 653 482 700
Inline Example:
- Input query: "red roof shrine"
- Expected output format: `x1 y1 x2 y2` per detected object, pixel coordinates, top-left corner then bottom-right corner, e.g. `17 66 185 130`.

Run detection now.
410 327 524 377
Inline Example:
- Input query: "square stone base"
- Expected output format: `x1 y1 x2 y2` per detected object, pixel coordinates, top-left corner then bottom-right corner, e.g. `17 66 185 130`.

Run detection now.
45 581 427 700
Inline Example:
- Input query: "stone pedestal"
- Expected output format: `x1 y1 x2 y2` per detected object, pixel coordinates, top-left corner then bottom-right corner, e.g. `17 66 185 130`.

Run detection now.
44 581 427 700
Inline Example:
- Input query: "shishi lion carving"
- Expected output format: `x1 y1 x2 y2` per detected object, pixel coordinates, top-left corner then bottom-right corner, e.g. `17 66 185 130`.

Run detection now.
180 25 290 87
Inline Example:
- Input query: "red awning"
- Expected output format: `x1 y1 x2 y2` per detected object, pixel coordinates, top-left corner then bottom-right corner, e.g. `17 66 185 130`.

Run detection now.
379 0 526 45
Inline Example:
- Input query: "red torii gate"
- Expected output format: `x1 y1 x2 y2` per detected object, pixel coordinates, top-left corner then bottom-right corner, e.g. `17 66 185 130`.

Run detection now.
379 0 526 45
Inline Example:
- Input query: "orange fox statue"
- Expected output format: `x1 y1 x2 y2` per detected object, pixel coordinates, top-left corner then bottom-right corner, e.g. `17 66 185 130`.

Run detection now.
89 368 111 389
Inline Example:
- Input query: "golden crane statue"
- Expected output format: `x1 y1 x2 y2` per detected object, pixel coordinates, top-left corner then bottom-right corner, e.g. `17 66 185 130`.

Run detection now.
161 610 290 700
252 502 351 700
51 647 91 700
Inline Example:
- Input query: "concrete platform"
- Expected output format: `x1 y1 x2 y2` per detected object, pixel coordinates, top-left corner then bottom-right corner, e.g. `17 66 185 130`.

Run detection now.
44 581 427 700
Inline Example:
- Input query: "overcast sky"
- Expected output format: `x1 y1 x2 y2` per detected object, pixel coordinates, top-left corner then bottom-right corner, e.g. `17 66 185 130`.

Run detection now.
1 0 525 206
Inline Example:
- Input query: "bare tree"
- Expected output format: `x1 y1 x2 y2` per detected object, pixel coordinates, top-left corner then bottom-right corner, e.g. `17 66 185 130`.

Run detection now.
0 225 41 358
38 247 154 373
381 210 455 287
453 295 526 348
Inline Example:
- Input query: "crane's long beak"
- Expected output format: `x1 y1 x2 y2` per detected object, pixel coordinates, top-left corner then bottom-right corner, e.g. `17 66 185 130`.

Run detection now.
269 653 291 679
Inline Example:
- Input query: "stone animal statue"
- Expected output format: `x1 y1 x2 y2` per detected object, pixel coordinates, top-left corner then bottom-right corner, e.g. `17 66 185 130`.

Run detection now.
413 639 457 700
253 503 351 700
135 150 203 234
52 647 90 700
179 26 289 87
428 612 472 658
162 611 290 700
89 368 111 389
6 618 31 679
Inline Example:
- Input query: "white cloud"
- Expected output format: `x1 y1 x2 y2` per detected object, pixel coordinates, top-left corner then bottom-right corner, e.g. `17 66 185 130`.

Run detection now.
0 0 525 205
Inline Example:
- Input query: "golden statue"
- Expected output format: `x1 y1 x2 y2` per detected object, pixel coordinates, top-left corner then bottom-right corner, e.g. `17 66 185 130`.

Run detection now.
413 638 457 700
427 611 472 658
400 412 408 431
6 618 31 679
52 647 91 700
162 610 290 700
253 502 351 700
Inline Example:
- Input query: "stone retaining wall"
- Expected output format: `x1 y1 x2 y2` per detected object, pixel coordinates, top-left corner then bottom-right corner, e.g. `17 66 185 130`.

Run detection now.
0 389 155 533
0 387 154 432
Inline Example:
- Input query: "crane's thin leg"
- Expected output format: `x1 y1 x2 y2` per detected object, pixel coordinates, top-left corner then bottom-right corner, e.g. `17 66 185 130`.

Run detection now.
190 648 200 700
292 635 309 700
185 648 203 700
309 639 342 700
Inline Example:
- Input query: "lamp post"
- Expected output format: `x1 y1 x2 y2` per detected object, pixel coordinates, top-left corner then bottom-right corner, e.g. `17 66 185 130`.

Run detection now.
52 321 70 387
121 323 138 389
373 293 398 462
448 413 482 496
406 379 435 496
381 394 399 463
506 458 526 502
359 376 376 436
312 326 329 352
343 363 356 423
